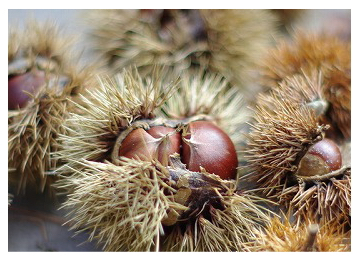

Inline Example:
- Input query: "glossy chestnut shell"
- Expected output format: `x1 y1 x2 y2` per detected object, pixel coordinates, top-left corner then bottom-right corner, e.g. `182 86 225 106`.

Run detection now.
181 121 238 179
297 138 342 177
119 126 181 166
118 121 238 180
8 70 46 110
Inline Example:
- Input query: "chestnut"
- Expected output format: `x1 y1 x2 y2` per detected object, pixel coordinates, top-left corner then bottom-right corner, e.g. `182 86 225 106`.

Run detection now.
119 125 181 166
118 120 238 180
8 69 46 110
181 121 238 179
297 138 342 177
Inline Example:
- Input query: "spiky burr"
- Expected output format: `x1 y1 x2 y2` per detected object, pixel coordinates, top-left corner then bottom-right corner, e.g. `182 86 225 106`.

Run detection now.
55 68 272 251
260 32 350 139
252 209 350 252
83 9 278 99
243 89 350 224
8 19 94 194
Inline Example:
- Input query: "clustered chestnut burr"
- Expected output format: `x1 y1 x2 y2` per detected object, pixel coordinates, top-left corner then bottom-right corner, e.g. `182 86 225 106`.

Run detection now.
118 120 238 180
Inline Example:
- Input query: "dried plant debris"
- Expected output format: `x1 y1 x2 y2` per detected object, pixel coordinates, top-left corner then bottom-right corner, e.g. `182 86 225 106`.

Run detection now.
253 210 350 252
243 92 350 224
83 9 278 95
54 68 272 251
8 20 94 194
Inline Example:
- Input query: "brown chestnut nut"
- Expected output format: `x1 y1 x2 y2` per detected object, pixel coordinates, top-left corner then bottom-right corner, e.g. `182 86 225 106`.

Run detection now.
297 138 342 177
119 126 181 166
181 121 238 179
8 70 46 110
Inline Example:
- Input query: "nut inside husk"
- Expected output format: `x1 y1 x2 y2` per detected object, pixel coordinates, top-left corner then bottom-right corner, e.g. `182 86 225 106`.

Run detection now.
111 117 238 180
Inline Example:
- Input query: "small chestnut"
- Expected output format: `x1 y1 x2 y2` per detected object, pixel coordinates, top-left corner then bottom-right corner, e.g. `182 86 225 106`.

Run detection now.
181 121 238 180
297 138 342 177
8 70 46 110
119 126 181 166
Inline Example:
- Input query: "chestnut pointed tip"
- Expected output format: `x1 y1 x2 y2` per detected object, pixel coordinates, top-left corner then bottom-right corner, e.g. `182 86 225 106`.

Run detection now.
119 126 181 166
